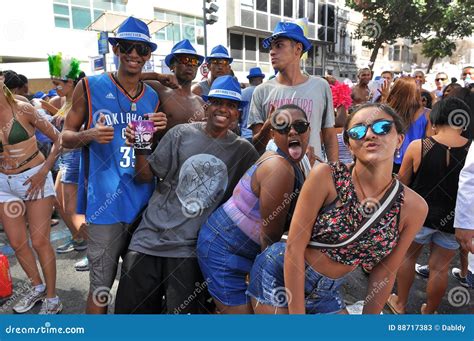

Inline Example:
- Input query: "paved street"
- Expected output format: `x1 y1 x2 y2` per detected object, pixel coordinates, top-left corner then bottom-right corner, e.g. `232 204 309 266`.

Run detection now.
0 221 472 315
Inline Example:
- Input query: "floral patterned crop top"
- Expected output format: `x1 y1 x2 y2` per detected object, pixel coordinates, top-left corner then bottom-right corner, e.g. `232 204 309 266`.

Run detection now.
310 162 404 269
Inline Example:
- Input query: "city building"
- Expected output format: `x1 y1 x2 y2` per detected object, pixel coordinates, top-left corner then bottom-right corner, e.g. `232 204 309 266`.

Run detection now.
0 0 357 89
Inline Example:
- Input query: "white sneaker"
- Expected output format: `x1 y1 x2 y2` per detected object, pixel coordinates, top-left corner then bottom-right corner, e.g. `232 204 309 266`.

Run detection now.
13 288 46 313
74 257 89 271
39 297 63 314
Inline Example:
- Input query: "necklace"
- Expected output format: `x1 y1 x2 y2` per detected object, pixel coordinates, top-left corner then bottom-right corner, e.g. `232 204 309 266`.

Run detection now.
113 72 141 112
353 167 393 201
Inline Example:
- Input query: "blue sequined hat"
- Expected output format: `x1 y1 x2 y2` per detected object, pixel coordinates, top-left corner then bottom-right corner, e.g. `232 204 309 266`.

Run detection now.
262 22 311 52
165 39 204 67
202 75 246 107
205 45 233 64
108 16 157 52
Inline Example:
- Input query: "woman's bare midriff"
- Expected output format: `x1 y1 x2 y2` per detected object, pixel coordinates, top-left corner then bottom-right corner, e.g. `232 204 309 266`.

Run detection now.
304 247 356 279
0 136 45 175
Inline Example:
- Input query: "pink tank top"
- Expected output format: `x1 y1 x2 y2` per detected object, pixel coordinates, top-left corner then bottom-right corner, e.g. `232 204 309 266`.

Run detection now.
223 154 284 244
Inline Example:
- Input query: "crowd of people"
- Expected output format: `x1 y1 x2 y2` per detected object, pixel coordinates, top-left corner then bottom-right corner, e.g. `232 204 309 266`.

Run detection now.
0 16 473 315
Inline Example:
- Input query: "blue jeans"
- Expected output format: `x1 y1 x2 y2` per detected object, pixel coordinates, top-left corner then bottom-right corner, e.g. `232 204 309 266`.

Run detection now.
59 149 81 184
247 242 347 314
197 206 261 306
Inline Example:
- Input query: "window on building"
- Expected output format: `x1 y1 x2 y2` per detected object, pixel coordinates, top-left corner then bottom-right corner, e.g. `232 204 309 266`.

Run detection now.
259 37 269 62
230 33 244 60
393 46 401 61
153 9 204 45
317 3 325 25
283 0 293 17
256 0 268 12
241 0 254 9
245 36 257 60
298 0 305 18
53 0 126 29
229 32 271 72
402 46 410 63
303 44 321 75
327 4 335 28
340 30 346 55
270 0 281 15
308 0 316 23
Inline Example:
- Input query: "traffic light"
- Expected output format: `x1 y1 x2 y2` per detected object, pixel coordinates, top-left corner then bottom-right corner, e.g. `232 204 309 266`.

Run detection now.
204 0 219 25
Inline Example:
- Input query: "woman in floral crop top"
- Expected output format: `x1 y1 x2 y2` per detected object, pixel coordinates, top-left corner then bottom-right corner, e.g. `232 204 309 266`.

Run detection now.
247 103 428 314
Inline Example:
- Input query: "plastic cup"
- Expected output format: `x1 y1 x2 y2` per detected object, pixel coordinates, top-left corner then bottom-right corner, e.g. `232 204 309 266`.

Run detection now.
131 120 154 150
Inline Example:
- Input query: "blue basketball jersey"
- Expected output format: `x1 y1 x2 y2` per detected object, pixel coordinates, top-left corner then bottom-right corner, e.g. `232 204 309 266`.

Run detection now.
77 73 158 224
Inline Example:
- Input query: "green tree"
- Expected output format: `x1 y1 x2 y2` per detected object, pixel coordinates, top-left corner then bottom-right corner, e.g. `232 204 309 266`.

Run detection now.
346 0 469 70
421 1 473 73
421 37 457 74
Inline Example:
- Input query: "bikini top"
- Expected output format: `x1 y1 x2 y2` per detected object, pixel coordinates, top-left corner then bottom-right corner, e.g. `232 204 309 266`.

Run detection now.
0 104 32 153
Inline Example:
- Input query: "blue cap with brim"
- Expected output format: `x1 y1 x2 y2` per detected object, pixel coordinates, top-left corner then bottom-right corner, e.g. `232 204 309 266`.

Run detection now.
247 67 265 80
108 16 157 52
262 22 312 52
202 75 246 108
205 45 233 64
33 91 47 99
164 39 204 67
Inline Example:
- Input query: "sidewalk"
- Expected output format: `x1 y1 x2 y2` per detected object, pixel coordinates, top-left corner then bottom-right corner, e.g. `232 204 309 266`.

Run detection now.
1 221 472 314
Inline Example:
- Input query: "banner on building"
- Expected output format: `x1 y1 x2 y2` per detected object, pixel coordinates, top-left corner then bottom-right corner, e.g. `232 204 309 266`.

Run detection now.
98 31 109 55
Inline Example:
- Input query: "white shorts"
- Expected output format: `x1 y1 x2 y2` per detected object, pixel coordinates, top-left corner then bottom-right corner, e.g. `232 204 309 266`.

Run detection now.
0 163 56 202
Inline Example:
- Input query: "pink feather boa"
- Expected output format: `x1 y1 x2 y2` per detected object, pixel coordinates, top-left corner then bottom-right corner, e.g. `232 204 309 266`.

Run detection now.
330 82 352 110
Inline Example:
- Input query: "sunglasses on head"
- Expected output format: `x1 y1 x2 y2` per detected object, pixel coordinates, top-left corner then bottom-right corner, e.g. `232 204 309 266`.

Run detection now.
209 59 229 66
117 41 151 57
175 56 200 66
435 77 447 81
347 119 394 140
274 121 310 134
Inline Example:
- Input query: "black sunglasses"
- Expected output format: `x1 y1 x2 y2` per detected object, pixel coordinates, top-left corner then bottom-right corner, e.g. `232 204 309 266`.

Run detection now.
274 121 310 134
117 41 151 57
435 78 447 81
347 119 394 140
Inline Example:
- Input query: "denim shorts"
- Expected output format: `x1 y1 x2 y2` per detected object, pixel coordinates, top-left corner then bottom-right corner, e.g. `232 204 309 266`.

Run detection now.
414 226 459 250
247 242 347 314
197 206 261 306
0 163 56 202
59 149 81 184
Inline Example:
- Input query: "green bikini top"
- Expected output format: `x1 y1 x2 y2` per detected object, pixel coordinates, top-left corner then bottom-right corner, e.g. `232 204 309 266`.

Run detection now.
0 105 31 153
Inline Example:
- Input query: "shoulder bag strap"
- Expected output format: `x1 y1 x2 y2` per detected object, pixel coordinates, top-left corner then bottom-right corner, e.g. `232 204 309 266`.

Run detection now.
281 180 402 249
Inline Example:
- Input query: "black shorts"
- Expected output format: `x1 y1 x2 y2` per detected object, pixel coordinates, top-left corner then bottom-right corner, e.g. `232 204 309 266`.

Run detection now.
114 251 213 314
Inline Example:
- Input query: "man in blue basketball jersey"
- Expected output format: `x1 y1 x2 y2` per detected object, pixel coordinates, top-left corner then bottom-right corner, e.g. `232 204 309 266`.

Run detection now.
62 17 165 314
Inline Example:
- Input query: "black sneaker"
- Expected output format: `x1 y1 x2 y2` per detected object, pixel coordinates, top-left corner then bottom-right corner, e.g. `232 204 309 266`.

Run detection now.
451 268 469 288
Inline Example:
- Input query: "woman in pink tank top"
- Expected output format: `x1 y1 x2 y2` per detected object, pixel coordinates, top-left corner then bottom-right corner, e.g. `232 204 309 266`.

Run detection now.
197 104 310 314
